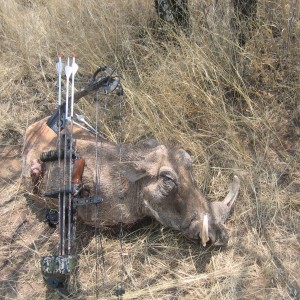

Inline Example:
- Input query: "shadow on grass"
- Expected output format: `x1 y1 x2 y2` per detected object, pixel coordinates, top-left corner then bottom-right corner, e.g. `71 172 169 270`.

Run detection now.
1 191 230 299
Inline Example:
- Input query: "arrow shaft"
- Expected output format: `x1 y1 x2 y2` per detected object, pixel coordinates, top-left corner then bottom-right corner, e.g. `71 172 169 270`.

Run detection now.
71 76 75 119
57 57 62 106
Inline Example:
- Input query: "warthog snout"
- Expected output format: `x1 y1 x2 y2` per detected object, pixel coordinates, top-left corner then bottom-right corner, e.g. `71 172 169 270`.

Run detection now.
176 176 240 247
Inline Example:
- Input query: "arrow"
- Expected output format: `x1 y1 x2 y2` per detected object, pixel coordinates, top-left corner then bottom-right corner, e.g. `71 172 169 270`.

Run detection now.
63 56 72 256
67 54 78 256
56 54 64 256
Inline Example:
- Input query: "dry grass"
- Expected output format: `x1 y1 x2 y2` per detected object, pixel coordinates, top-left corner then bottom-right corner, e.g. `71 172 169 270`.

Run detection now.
0 0 299 299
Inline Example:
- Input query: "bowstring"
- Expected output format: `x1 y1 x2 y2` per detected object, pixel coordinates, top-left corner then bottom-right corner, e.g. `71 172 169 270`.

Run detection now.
68 109 73 255
95 89 107 298
57 57 63 256
117 87 125 300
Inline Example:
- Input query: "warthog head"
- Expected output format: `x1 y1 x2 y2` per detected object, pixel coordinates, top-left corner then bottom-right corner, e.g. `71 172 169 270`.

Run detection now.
121 145 240 246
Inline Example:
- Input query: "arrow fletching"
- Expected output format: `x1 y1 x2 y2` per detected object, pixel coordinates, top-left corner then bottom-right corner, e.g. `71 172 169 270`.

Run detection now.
65 57 72 120
70 54 78 119
56 55 64 74
65 59 72 79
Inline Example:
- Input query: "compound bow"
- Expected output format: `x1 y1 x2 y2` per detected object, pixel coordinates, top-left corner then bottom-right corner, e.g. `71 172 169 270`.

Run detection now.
39 56 123 297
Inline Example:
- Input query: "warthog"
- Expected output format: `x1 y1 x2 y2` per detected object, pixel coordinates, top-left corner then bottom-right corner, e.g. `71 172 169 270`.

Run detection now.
23 117 240 247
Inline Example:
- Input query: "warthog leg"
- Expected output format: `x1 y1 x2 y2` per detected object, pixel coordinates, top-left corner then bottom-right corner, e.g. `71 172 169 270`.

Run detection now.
30 159 44 194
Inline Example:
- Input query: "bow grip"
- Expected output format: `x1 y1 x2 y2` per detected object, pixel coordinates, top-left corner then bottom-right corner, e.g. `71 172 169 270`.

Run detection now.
72 159 85 185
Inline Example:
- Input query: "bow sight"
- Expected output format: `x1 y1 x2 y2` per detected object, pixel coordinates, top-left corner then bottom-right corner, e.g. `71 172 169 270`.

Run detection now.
40 58 123 294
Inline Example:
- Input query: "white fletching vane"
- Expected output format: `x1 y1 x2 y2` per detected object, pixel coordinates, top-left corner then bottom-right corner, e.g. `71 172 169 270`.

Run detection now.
56 55 64 106
56 56 64 74
65 57 72 120
70 55 78 119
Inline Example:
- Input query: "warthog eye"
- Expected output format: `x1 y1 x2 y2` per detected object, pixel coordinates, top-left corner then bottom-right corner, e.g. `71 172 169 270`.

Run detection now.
159 172 177 196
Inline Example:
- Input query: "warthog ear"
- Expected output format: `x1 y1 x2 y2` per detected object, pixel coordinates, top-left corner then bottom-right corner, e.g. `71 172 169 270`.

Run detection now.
140 139 160 149
119 161 148 182
175 149 192 168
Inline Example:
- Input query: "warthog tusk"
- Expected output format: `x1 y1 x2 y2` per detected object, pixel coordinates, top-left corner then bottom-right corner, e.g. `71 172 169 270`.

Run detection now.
201 214 209 247
210 175 240 224
223 175 240 209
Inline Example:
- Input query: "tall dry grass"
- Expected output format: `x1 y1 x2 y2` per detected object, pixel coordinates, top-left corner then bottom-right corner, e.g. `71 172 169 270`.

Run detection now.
0 0 299 299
